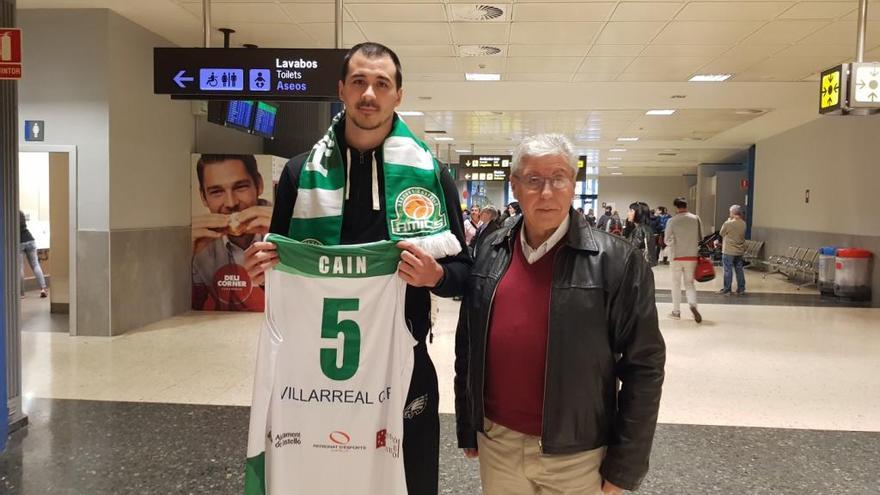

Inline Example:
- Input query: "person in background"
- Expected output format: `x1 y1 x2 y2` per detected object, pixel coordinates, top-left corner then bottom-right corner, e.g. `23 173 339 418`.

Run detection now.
664 197 703 323
470 205 502 258
19 210 48 298
455 133 665 495
576 207 585 217
596 206 613 231
626 202 658 267
719 204 747 295
586 208 596 227
465 204 481 245
501 202 521 229
608 210 623 236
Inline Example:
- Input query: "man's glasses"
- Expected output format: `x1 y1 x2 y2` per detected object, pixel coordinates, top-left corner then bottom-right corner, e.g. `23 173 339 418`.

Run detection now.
516 174 573 192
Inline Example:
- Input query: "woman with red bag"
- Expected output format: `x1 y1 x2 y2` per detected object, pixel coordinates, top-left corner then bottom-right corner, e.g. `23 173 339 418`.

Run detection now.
664 197 704 323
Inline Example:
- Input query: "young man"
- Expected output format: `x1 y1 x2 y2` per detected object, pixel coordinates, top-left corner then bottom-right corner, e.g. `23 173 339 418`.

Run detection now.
455 134 665 495
719 204 747 295
664 197 703 322
243 42 471 494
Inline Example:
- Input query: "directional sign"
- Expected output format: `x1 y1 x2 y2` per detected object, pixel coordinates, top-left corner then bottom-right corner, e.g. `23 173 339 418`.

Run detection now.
849 62 880 108
154 48 346 100
819 65 846 114
0 28 22 80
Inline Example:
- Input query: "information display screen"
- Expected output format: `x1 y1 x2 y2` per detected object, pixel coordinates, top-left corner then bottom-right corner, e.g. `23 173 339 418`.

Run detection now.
252 102 278 138
154 48 347 101
226 100 255 130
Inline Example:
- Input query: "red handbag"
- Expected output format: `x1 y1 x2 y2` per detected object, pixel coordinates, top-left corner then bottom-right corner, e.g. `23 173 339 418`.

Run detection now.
694 257 716 282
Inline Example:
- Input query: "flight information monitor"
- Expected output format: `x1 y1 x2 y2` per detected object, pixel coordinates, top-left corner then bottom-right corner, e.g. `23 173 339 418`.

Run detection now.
252 101 278 139
226 100 255 130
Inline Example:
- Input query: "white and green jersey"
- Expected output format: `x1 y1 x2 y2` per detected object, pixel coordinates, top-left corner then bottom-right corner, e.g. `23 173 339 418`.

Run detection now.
245 236 415 495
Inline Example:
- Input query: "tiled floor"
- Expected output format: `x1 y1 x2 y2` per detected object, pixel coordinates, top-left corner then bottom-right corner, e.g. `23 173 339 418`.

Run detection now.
5 267 880 494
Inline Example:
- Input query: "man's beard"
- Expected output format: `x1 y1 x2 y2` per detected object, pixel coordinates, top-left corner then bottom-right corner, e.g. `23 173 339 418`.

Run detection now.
350 108 391 131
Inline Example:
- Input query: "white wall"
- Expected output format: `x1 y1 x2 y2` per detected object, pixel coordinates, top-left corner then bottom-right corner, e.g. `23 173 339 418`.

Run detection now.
18 9 110 231
18 152 49 233
598 176 690 213
108 12 194 230
755 115 880 235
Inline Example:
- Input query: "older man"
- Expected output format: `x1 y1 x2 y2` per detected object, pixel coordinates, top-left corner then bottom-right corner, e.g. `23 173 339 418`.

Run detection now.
719 204 747 295
454 134 665 494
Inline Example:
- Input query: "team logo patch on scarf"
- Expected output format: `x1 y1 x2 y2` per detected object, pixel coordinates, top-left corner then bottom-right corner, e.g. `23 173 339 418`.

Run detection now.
391 187 446 236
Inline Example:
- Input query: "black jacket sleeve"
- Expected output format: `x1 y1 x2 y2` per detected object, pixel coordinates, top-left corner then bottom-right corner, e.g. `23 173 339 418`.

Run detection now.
268 154 307 236
601 246 666 491
431 166 472 298
454 296 478 448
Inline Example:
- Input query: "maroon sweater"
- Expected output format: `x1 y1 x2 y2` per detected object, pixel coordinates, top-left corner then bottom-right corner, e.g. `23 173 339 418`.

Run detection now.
484 235 561 437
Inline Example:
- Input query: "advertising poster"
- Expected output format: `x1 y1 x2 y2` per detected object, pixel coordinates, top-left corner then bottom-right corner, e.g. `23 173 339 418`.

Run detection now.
191 154 277 312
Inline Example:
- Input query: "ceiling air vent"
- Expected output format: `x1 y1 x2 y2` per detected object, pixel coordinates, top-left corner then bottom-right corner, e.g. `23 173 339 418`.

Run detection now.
452 4 507 21
459 45 503 57
425 130 447 134
658 152 678 157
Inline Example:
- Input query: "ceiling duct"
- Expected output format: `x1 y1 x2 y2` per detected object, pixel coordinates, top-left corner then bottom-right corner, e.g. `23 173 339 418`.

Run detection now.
451 4 508 22
459 45 503 57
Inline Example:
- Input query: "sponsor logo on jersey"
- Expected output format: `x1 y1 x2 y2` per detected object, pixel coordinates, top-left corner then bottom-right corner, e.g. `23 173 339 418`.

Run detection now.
390 187 446 235
301 238 324 246
376 429 401 458
312 430 367 452
403 394 429 419
274 432 302 449
329 431 351 445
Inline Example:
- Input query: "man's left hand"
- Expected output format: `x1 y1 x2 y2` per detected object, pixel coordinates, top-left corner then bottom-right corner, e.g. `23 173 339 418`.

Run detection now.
602 480 624 494
397 241 444 288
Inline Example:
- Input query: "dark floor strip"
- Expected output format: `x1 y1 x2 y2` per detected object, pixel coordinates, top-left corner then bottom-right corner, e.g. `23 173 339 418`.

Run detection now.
653 289 870 308
2 399 879 494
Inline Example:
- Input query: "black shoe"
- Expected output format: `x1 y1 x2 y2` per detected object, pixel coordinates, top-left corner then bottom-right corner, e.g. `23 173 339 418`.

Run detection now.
736 290 746 296
690 305 702 323
717 289 731 295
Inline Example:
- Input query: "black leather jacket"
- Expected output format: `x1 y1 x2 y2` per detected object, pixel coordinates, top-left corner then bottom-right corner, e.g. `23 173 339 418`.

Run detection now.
454 210 665 491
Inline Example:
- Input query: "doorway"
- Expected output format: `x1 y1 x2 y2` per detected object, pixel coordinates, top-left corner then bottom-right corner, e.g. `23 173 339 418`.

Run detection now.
17 146 77 336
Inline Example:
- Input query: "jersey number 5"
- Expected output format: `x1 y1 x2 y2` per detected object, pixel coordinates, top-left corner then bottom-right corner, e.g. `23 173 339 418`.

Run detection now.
320 298 361 380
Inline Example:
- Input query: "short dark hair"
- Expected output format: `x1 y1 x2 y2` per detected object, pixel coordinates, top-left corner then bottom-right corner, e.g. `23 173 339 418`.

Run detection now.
605 206 613 213
673 197 688 209
196 154 261 193
340 42 403 89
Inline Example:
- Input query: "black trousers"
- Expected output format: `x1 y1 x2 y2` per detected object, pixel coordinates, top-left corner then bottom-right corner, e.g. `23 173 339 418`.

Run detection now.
403 344 440 495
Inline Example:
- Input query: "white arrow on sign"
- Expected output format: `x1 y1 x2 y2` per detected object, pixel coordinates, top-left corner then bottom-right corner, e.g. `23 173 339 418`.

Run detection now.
173 70 194 88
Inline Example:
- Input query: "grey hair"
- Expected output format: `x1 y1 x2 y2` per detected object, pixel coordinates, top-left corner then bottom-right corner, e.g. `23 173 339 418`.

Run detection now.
511 134 578 176
481 205 500 220
730 204 743 216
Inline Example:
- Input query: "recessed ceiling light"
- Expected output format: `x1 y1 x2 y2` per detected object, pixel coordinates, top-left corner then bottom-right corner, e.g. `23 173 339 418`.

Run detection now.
611 172 624 175
434 137 454 141
397 111 424 116
607 166 621 169
646 109 676 116
607 157 623 161
466 73 501 81
610 148 627 152
689 74 732 82
455 149 471 153
617 137 639 142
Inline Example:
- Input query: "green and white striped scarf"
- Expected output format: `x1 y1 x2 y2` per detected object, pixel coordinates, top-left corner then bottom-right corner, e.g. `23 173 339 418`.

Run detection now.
288 112 461 259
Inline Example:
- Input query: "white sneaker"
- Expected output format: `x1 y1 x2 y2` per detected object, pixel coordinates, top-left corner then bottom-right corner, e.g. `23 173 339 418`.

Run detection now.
669 311 681 320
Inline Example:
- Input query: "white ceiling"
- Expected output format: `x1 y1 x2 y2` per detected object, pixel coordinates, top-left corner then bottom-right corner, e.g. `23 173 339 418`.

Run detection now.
18 0 880 175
